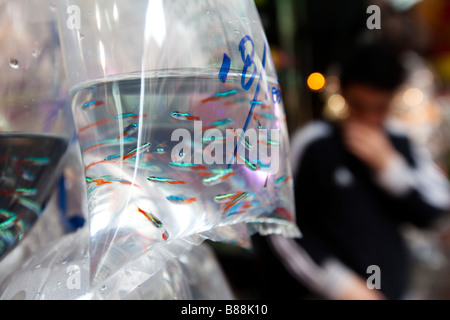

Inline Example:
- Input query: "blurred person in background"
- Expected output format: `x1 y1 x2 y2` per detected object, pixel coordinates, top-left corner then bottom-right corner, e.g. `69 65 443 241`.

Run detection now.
267 41 450 300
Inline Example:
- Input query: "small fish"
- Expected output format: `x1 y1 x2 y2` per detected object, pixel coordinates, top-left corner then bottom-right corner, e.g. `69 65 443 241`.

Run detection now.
211 119 233 127
254 159 272 169
275 176 290 184
86 142 149 173
117 123 138 140
137 207 163 228
0 208 16 219
203 119 233 131
147 177 185 185
115 113 148 120
223 98 250 107
166 196 197 204
229 129 254 150
103 142 151 162
137 207 170 241
171 112 200 121
14 188 37 196
12 195 41 214
81 100 105 110
122 142 151 161
82 138 136 153
223 192 250 212
225 199 255 217
13 167 34 181
78 119 112 135
15 157 50 166
0 188 36 197
90 178 112 186
198 171 214 178
156 143 165 153
259 139 280 146
250 100 266 106
202 135 230 144
250 100 271 109
254 112 278 121
104 154 122 162
201 90 238 103
88 176 137 187
202 169 234 186
0 213 16 230
169 162 207 171
214 192 243 203
238 155 258 171
107 178 138 187
85 153 144 175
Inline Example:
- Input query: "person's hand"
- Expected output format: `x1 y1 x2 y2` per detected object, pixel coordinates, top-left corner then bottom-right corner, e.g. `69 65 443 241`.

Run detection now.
338 274 386 300
342 120 399 173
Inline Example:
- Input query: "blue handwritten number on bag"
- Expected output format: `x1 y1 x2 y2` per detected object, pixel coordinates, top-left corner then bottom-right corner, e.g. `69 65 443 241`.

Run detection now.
239 35 257 91
226 35 267 169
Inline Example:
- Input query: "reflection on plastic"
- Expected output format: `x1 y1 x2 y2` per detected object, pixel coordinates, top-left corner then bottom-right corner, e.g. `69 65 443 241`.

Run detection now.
0 226 234 300
0 0 72 261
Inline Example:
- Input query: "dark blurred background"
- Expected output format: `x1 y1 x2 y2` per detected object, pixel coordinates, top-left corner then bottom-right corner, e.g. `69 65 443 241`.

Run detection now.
257 0 450 133
209 0 450 300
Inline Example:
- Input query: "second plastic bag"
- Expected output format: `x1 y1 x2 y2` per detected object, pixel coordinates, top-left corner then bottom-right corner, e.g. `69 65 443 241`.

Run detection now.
56 0 300 290
0 0 74 262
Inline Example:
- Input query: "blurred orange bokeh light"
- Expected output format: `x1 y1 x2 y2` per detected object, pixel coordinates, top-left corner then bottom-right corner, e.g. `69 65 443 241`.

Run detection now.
307 72 326 92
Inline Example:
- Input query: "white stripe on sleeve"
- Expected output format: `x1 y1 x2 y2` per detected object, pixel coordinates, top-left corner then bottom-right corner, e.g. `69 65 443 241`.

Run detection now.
375 145 450 210
268 234 356 300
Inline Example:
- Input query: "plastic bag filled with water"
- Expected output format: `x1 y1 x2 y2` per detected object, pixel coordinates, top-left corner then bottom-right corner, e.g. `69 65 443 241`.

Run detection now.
56 0 300 291
0 0 74 262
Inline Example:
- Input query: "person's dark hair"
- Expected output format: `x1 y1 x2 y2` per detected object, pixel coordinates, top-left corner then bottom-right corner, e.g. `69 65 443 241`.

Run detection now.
339 42 405 92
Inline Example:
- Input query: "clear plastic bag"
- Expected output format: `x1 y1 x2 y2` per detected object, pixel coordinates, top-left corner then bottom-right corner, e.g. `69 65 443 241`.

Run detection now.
56 0 300 290
0 0 74 262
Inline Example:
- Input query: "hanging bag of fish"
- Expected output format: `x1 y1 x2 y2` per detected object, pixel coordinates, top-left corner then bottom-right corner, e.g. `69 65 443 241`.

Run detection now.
56 0 300 289
0 0 74 262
